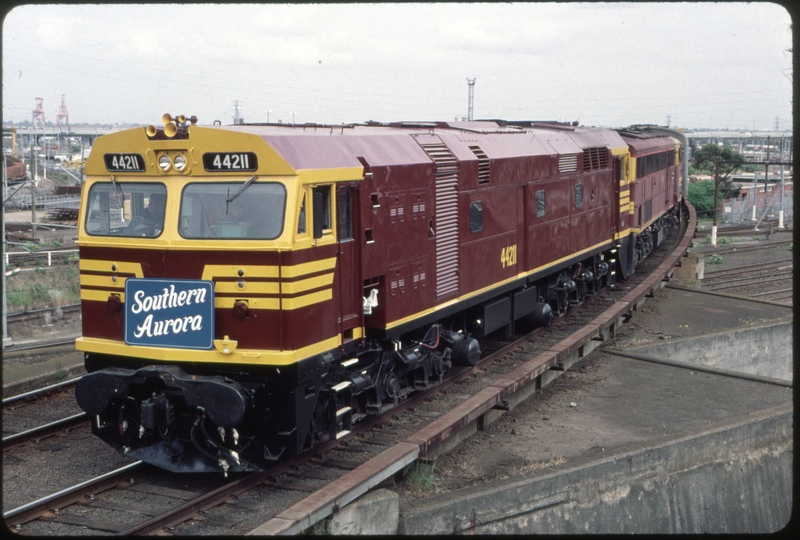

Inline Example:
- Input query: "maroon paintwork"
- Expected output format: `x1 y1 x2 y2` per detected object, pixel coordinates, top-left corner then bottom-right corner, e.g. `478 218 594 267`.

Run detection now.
82 120 679 355
621 131 681 229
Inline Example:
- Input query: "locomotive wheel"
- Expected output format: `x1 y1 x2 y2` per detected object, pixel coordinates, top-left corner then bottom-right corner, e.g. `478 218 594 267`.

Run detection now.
384 372 400 400
451 337 481 366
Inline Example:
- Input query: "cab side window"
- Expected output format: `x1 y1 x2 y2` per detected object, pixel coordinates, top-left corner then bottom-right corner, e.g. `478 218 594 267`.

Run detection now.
338 190 353 241
297 193 307 235
312 185 332 239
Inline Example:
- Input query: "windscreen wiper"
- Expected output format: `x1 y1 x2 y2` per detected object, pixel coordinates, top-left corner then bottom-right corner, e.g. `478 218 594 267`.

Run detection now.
225 175 257 214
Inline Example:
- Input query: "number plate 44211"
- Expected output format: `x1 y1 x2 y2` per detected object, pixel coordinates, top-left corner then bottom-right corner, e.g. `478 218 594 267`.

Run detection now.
104 153 145 172
203 152 258 172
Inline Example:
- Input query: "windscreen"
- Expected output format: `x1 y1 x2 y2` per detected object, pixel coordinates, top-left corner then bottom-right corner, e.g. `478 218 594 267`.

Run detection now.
84 182 167 237
179 182 286 239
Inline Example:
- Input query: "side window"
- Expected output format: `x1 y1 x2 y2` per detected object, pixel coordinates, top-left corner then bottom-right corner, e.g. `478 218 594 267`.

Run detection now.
535 190 546 218
297 193 307 234
338 190 353 241
469 201 483 233
575 184 583 208
312 185 332 239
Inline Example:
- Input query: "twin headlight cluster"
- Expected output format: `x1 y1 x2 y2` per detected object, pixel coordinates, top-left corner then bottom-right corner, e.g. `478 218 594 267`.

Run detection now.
158 153 188 173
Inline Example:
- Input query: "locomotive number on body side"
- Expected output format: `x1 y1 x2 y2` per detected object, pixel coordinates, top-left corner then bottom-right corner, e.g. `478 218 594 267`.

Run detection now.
203 152 258 172
501 244 518 268
104 153 145 172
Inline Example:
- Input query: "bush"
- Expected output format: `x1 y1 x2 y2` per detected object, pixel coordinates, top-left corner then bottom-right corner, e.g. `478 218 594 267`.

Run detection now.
687 180 717 215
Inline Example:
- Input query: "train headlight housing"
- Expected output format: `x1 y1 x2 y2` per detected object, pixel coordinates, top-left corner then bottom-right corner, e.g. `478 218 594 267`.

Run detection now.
174 155 187 172
158 155 172 172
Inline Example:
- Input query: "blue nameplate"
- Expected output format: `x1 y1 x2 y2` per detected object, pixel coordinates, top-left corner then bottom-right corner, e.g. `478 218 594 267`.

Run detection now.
124 278 215 350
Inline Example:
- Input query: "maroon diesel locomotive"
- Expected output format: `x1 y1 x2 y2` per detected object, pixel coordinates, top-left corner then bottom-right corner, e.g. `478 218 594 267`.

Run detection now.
75 117 683 473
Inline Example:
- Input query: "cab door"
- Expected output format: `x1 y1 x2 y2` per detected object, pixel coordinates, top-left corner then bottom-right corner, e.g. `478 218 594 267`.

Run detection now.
336 185 361 341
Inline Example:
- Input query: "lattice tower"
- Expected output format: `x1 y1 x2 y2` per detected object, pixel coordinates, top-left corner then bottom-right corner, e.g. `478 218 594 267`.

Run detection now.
56 94 70 133
32 97 45 129
467 78 475 121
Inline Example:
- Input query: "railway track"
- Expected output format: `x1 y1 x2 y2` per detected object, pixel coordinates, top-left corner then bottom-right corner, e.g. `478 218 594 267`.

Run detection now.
6 303 81 328
699 247 793 305
3 202 697 535
3 378 87 451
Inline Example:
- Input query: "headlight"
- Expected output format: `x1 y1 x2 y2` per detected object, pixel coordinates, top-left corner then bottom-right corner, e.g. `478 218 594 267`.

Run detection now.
174 155 187 172
158 155 171 172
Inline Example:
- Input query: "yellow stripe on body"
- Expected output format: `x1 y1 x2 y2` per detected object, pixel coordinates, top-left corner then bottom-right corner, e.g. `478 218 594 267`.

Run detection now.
282 289 333 310
79 258 336 310
214 281 281 295
75 334 343 367
214 297 280 309
80 274 127 289
201 265 280 280
281 273 334 294
80 259 144 277
81 289 125 302
280 257 337 278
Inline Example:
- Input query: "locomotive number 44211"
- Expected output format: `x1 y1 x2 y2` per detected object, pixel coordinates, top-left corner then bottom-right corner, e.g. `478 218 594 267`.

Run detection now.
501 244 517 268
202 152 258 172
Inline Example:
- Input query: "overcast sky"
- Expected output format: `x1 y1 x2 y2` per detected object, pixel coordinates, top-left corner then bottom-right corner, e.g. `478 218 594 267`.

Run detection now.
2 3 793 131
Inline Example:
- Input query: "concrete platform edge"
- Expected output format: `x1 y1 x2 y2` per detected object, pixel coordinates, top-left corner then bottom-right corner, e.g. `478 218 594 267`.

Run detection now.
2 362 86 398
398 403 793 534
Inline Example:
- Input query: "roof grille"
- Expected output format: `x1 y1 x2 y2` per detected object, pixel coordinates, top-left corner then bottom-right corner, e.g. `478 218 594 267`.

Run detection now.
583 147 609 171
559 154 578 174
468 145 490 184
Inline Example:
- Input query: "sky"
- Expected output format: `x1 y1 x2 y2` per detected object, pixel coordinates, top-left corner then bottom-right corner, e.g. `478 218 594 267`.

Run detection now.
1 3 794 131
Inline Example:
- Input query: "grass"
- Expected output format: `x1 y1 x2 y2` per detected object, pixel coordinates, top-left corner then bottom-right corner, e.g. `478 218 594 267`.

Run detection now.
405 459 440 494
511 455 567 475
5 264 80 312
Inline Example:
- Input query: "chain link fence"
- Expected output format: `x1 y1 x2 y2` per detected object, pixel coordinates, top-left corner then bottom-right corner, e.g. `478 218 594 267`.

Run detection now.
722 191 793 226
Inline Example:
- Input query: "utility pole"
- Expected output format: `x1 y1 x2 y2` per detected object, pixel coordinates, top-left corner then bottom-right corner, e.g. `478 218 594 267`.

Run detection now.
2 154 12 348
467 78 475 121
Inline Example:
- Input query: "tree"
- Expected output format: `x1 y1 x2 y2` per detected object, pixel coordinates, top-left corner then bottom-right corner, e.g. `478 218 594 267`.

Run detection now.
687 180 717 216
689 143 744 199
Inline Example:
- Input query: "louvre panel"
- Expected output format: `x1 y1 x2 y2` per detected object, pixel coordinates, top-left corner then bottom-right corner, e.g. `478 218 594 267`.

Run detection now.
469 145 490 184
420 141 460 298
582 147 609 171
559 154 578 173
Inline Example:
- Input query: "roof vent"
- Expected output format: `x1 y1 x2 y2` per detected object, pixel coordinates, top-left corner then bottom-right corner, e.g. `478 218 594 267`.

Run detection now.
469 145 490 184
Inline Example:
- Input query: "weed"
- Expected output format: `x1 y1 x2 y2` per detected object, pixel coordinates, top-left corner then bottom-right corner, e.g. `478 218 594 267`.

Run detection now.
707 253 723 265
5 265 80 311
718 236 730 244
511 456 567 476
53 362 67 382
39 239 63 248
406 459 439 494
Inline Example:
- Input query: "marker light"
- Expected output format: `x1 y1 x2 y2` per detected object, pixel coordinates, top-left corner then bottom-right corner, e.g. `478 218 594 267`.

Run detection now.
158 155 172 172
174 155 187 172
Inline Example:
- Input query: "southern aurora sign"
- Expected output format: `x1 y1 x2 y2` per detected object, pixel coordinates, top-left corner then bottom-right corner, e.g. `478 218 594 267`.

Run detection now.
124 278 215 349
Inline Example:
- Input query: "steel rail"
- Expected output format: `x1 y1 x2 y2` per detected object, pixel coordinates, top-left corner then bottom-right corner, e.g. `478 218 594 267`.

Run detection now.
248 201 699 535
3 461 144 525
3 412 89 449
1 338 78 353
702 258 793 279
3 377 80 406
704 272 793 291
